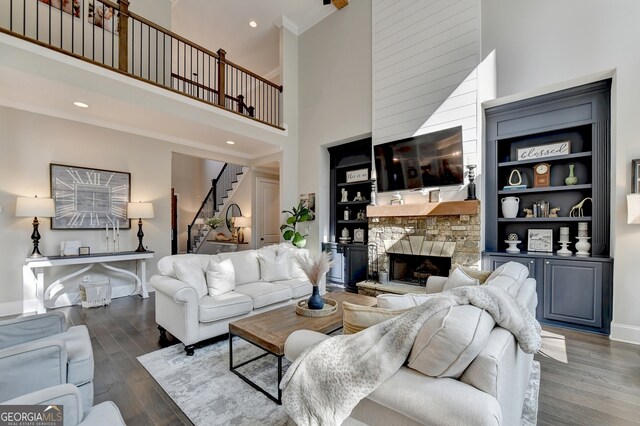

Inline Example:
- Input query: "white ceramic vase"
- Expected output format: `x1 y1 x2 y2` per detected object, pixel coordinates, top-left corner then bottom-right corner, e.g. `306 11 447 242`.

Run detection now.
501 196 520 218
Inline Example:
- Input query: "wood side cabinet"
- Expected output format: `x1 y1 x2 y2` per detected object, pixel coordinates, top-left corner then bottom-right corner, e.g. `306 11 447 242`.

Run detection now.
483 252 613 334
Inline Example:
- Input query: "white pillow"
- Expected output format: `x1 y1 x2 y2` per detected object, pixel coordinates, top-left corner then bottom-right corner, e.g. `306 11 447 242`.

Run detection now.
442 267 479 291
206 258 236 296
173 258 208 299
376 293 432 310
258 251 292 282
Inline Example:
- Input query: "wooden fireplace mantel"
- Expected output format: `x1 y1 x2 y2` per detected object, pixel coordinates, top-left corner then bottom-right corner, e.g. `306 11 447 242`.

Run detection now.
367 200 480 217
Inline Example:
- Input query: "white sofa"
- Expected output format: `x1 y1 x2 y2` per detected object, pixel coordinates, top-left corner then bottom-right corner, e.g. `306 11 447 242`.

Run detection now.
151 244 319 355
285 262 538 425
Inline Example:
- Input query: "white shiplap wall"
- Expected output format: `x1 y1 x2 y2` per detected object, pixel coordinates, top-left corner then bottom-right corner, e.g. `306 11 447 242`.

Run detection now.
372 0 481 198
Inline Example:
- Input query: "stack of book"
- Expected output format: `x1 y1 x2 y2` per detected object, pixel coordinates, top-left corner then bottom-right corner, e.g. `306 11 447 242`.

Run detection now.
503 185 527 190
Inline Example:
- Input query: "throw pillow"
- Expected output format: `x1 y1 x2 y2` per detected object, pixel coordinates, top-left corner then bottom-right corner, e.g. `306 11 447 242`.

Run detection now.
376 293 432 310
173 258 208 299
205 258 236 296
257 251 292 282
442 267 480 291
450 263 492 283
408 305 495 378
342 302 409 335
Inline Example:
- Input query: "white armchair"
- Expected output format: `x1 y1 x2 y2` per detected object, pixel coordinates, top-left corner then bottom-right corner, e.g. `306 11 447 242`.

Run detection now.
2 384 125 426
0 312 94 408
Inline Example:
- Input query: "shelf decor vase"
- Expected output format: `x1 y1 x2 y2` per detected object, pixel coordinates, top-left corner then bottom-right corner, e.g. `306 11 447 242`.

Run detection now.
565 164 578 185
501 196 520 218
575 236 591 256
307 286 324 310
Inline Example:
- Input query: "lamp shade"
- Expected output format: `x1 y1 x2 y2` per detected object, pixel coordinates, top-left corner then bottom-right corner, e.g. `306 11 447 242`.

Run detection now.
194 218 205 225
127 202 154 219
234 216 251 228
16 196 55 217
627 194 640 224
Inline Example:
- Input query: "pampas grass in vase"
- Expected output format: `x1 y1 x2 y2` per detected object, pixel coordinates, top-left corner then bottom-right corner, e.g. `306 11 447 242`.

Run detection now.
296 251 333 309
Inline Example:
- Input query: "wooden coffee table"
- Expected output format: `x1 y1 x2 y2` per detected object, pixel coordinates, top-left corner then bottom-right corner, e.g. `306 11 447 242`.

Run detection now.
228 291 376 404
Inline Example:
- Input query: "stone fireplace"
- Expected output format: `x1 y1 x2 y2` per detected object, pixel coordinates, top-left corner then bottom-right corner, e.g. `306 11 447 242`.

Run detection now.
361 201 481 295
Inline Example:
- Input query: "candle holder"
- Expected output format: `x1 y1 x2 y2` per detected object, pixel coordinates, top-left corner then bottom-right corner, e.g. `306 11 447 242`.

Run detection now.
465 165 477 201
575 236 591 256
557 240 572 256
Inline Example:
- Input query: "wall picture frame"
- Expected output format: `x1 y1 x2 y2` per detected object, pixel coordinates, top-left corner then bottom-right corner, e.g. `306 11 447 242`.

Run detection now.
50 164 131 230
632 159 640 193
299 193 316 220
527 229 553 252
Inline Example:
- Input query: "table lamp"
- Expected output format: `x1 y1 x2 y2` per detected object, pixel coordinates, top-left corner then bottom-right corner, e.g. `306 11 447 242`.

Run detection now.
627 194 640 224
16 196 56 258
234 216 250 243
127 202 154 252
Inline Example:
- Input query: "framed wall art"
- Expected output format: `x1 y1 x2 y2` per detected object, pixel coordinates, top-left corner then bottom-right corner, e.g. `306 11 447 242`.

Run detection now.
39 0 81 18
527 229 553 252
299 193 316 220
50 164 131 230
516 140 570 162
633 159 640 193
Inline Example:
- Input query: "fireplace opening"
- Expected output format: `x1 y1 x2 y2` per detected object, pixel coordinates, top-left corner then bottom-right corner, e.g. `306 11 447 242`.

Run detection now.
388 253 451 286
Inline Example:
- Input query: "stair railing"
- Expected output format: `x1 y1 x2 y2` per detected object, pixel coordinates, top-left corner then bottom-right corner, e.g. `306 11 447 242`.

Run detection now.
0 0 283 128
187 163 245 253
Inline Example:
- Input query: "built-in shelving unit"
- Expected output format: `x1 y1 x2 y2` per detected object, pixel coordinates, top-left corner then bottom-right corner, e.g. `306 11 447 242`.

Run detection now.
325 138 372 292
483 79 613 335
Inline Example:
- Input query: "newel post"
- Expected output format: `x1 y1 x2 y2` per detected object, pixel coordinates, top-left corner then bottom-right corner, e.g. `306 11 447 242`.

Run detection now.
117 0 130 73
217 48 226 107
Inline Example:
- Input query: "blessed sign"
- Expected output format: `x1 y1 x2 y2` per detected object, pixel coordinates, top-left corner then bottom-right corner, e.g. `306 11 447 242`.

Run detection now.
516 141 570 161
346 168 369 183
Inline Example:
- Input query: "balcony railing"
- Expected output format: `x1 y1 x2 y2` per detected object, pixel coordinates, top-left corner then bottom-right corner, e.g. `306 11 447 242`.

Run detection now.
0 0 283 129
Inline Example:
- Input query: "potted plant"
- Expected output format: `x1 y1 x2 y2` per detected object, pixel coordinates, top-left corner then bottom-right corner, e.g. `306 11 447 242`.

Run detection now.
281 201 312 248
205 216 224 230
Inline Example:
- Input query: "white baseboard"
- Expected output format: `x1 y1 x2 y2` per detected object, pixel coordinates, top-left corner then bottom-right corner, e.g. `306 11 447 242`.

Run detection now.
0 298 38 317
610 322 640 346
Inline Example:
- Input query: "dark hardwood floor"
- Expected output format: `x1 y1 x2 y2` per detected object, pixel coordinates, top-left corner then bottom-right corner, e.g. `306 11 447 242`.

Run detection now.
14 295 640 425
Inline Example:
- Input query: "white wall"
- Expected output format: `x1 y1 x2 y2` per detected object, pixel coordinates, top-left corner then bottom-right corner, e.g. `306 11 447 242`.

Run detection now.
372 0 480 205
482 0 640 344
171 152 204 253
0 106 239 315
298 0 373 252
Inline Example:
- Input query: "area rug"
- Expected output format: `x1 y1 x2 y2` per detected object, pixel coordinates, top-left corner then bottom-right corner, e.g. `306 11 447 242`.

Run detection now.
139 340 541 426
137 339 294 426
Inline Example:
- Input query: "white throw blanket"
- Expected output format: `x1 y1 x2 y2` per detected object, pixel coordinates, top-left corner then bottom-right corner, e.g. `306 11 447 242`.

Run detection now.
280 285 541 426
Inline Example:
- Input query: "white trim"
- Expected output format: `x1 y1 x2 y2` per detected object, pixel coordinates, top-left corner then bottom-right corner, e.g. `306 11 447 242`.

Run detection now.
275 16 299 35
610 322 640 346
0 299 38 317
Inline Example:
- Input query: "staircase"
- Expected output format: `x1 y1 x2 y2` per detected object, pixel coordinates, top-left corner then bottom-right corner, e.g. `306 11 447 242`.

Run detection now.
188 163 247 253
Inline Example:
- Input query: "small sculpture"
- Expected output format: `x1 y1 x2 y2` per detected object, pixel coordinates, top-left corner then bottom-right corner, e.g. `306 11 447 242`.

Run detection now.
341 188 348 202
569 197 593 217
565 164 578 185
549 207 560 218
523 208 534 218
353 191 364 202
344 206 351 220
508 169 523 186
341 227 350 238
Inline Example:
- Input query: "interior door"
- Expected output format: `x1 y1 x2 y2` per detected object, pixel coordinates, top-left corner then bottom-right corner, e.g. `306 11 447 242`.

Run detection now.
256 178 280 248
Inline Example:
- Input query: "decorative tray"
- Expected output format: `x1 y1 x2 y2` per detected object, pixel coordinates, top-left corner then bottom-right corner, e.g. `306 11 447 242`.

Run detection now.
296 298 338 317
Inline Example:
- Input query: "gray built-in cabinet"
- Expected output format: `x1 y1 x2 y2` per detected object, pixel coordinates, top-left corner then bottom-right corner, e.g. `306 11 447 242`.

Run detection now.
323 139 372 293
483 80 613 334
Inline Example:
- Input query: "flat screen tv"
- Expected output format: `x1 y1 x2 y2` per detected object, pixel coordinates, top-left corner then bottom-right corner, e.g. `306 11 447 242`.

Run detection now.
374 126 464 192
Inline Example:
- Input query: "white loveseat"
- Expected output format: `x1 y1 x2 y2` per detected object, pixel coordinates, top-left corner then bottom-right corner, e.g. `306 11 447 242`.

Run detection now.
285 262 538 425
151 244 319 355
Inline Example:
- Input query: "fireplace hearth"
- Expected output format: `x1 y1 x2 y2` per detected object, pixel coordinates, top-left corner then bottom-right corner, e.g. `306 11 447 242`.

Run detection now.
389 253 451 286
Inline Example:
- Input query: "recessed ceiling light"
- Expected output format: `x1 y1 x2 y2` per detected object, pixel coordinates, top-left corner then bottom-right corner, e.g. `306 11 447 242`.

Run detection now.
226 140 236 145
73 101 89 108
249 21 257 28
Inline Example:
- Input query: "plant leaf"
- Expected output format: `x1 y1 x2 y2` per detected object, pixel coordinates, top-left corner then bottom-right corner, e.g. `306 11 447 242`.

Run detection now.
292 232 305 245
283 230 294 241
286 216 297 224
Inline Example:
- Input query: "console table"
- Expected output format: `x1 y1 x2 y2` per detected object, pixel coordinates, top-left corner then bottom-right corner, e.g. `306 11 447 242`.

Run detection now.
25 251 155 313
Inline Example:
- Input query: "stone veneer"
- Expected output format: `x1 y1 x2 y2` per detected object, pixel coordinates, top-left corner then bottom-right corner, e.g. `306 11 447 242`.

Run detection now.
367 213 481 279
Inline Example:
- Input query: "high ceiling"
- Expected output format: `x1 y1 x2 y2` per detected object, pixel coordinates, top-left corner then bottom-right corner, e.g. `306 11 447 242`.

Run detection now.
170 0 336 78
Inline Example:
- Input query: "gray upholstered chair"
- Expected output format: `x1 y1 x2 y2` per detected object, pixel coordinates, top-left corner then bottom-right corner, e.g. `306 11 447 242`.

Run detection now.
0 312 94 408
2 384 126 426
